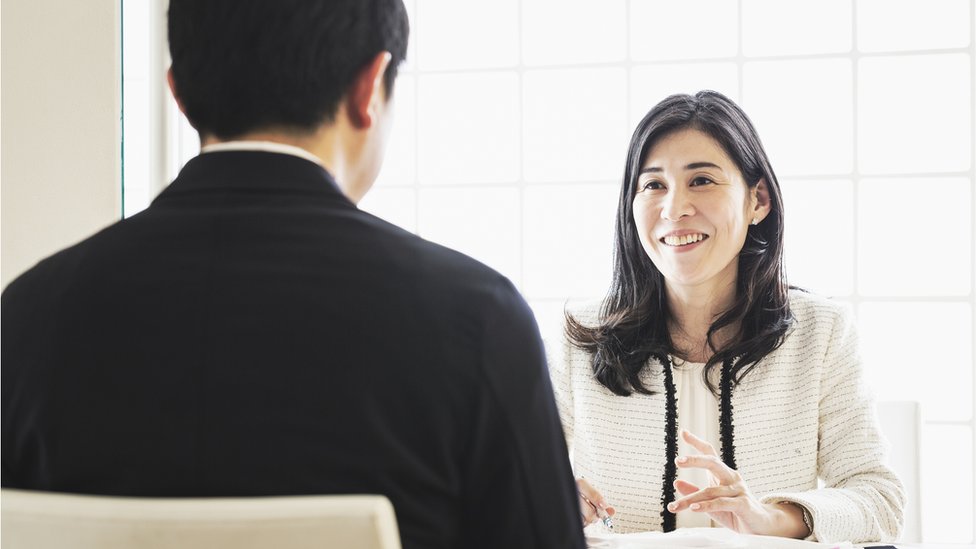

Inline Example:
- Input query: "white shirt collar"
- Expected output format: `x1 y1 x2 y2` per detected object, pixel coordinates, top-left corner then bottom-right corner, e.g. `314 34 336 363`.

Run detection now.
200 140 326 169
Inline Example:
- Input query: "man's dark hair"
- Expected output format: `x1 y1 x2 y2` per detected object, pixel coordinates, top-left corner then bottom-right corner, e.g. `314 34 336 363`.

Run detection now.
168 0 409 140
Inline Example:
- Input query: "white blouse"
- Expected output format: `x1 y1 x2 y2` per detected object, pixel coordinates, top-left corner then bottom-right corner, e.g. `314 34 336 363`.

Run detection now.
672 358 720 528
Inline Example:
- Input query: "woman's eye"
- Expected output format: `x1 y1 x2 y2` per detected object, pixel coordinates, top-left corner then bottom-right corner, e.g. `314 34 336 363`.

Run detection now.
639 180 664 191
690 176 715 187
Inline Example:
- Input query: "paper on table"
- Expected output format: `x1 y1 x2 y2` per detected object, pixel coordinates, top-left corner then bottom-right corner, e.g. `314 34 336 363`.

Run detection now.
586 527 853 549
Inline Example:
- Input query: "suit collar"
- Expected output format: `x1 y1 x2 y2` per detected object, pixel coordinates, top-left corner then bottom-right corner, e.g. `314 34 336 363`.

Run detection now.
154 150 350 203
200 140 327 169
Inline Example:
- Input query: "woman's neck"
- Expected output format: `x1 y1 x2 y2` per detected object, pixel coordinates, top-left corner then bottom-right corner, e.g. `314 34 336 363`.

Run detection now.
666 275 738 362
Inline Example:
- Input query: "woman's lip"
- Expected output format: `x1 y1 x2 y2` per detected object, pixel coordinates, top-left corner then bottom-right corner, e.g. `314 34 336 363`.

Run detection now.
663 237 707 252
660 230 706 238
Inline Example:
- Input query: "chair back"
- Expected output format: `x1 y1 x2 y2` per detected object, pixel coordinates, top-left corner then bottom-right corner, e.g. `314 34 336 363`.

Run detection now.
875 400 922 542
1 490 401 549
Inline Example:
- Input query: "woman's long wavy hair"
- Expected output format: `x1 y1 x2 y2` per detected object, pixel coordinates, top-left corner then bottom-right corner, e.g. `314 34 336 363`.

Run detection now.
567 90 793 396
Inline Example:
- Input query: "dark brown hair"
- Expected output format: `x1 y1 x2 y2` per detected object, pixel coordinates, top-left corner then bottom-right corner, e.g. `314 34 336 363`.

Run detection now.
567 90 793 396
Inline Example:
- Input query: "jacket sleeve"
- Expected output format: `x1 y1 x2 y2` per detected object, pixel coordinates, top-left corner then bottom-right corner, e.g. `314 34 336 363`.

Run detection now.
760 306 906 543
457 278 585 549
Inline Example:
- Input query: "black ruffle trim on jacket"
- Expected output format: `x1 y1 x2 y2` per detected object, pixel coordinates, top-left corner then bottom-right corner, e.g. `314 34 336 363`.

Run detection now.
659 354 678 532
659 356 738 532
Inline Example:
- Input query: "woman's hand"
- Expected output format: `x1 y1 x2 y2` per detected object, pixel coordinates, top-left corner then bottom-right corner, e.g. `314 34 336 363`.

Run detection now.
667 430 810 538
576 477 616 528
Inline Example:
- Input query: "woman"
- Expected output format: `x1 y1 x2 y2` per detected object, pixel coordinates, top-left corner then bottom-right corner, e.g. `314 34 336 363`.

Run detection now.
550 91 904 543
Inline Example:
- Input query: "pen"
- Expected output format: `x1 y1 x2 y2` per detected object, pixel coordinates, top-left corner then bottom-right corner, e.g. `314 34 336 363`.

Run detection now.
580 493 614 530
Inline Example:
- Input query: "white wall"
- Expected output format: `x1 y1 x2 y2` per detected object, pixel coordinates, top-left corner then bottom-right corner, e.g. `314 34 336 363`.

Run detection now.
1 0 122 289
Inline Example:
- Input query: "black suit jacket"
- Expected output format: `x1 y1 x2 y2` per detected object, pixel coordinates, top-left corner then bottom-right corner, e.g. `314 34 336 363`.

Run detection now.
2 151 585 549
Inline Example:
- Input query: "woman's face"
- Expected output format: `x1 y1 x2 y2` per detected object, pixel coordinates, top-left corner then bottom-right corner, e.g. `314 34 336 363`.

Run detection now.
632 128 769 294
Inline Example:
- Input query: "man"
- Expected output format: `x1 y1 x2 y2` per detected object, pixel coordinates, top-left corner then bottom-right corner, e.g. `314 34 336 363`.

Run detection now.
1 2 585 547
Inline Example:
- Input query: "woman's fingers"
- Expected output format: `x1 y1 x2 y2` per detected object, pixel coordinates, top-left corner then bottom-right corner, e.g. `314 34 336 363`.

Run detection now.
674 478 701 496
577 478 612 510
667 445 779 535
676 454 740 485
576 478 615 526
576 478 598 525
681 429 718 457
687 496 746 514
578 493 597 525
667 484 740 513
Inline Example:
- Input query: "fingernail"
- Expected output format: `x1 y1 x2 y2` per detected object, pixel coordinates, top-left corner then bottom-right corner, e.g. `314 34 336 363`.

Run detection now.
667 503 677 511
676 456 687 463
690 503 701 510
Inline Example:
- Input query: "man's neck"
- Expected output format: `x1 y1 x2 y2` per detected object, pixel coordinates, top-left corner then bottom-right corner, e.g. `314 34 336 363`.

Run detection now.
200 128 349 193
200 140 326 168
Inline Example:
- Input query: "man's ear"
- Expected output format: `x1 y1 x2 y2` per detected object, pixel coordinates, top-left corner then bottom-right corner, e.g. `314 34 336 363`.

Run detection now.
167 68 188 116
345 51 392 130
168 67 206 139
752 178 773 223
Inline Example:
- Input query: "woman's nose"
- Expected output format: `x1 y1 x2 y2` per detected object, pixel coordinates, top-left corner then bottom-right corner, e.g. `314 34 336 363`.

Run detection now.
660 187 694 221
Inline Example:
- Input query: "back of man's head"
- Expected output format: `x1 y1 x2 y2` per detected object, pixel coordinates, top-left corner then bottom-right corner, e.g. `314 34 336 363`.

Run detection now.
167 0 409 141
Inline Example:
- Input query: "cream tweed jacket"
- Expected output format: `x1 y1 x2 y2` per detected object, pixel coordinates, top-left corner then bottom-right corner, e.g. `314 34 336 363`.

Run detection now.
548 290 905 543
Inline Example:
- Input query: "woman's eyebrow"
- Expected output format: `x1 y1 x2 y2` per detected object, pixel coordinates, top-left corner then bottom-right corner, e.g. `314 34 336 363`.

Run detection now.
639 161 722 174
685 162 722 170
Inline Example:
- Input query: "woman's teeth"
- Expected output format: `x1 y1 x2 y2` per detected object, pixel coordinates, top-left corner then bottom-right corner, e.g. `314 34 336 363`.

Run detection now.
662 234 706 246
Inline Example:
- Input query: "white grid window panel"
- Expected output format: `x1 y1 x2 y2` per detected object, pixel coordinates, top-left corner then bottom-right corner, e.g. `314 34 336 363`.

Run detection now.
124 0 976 542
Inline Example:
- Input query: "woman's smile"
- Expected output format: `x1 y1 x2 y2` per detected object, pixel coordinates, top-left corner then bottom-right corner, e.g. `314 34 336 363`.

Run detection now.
660 232 709 248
